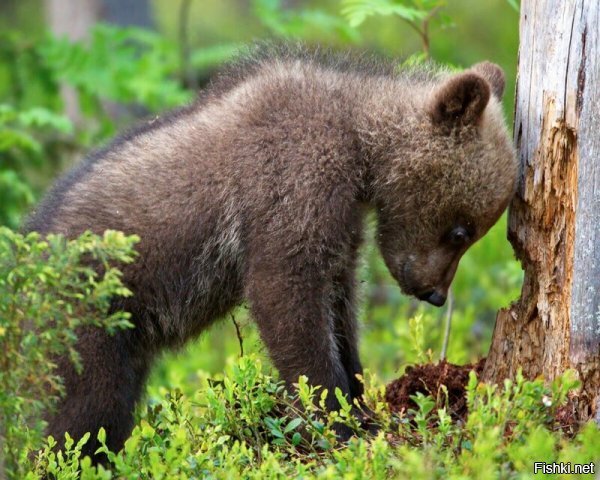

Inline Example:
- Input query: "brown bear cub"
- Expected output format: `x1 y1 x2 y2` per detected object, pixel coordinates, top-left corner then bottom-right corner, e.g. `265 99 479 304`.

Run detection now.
26 46 517 459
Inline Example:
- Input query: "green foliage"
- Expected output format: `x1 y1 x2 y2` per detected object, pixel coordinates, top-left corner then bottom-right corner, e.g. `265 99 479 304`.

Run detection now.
0 25 193 228
253 0 360 43
189 43 242 71
0 104 73 227
0 25 190 114
38 24 190 114
0 228 138 478
340 0 450 56
506 0 520 12
341 0 445 28
26 355 600 478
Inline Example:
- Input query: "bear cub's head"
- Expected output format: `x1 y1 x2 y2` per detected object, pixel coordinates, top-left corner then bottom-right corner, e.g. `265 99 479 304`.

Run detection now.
373 62 518 307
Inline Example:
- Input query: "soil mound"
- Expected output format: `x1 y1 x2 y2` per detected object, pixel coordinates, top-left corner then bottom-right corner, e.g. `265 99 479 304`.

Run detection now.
385 359 485 420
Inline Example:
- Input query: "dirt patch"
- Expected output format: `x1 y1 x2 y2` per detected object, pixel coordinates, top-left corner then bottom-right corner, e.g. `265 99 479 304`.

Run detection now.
385 359 485 421
553 397 580 435
384 359 582 438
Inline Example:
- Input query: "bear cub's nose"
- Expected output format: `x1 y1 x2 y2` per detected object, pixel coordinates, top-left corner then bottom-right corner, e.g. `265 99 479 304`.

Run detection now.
419 290 447 307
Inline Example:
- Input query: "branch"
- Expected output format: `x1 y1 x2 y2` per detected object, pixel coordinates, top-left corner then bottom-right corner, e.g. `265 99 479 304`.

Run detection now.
230 313 244 357
178 0 196 89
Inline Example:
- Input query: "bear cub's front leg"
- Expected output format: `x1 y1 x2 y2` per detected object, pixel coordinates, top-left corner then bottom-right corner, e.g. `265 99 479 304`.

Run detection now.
246 254 367 439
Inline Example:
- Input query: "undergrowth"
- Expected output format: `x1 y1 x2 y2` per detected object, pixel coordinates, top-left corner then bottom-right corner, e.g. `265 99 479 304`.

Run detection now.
30 356 600 479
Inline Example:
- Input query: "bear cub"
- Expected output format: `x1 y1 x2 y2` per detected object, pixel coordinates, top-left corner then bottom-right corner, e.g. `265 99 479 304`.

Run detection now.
27 47 517 459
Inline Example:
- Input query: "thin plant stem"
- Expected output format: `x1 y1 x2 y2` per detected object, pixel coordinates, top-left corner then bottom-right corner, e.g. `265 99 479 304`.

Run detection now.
178 0 196 89
440 288 453 361
231 313 244 357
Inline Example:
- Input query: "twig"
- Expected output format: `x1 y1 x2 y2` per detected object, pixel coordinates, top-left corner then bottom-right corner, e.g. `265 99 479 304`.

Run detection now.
231 313 244 357
0 426 6 480
440 288 453 361
404 19 429 57
403 5 442 58
420 6 441 58
178 0 196 89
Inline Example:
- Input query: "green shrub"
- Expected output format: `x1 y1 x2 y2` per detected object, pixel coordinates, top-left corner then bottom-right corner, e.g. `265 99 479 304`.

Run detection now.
0 228 138 478
25 353 600 479
0 104 73 228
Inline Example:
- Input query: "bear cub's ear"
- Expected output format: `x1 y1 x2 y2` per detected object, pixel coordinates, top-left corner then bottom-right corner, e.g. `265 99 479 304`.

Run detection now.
428 72 491 127
470 61 505 99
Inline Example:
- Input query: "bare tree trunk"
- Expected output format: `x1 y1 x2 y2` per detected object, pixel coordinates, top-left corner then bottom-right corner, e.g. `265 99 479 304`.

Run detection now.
484 0 599 422
44 0 101 40
44 0 101 125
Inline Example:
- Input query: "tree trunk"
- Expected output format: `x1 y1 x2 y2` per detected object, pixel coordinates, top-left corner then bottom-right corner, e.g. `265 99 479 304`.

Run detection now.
483 0 599 423
44 0 101 40
102 0 153 28
44 0 101 125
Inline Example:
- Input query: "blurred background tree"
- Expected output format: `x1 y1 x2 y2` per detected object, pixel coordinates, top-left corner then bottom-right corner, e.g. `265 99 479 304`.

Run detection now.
0 0 522 396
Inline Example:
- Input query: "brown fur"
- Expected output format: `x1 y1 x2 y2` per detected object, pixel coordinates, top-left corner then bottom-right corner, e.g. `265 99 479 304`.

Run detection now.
26 46 517 458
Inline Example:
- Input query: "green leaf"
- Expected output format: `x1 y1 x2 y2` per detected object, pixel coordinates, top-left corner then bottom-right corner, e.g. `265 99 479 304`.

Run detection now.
284 417 303 434
17 107 73 133
506 0 519 12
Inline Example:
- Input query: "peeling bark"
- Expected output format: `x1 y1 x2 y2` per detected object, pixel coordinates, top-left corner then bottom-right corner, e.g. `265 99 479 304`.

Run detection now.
484 0 599 422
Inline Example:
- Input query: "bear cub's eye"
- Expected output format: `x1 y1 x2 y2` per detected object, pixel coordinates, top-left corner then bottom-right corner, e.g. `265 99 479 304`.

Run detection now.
447 226 470 247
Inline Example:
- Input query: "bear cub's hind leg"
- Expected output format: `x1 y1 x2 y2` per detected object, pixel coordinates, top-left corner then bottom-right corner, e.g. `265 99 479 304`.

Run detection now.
46 327 150 462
